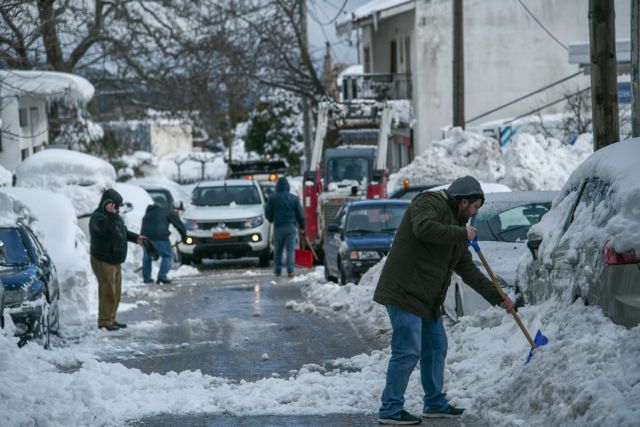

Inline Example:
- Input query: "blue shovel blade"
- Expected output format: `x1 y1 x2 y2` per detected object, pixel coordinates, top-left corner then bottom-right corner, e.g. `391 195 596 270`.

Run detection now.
526 329 549 364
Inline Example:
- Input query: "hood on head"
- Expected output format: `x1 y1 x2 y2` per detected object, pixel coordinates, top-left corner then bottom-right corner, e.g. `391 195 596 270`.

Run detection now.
99 188 123 211
276 177 290 192
446 176 484 204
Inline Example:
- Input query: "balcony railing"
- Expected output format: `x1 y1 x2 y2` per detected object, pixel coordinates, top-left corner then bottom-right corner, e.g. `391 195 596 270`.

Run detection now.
341 73 412 101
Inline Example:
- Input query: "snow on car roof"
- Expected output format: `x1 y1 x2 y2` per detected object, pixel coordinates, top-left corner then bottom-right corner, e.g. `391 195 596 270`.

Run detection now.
429 182 512 194
196 179 258 187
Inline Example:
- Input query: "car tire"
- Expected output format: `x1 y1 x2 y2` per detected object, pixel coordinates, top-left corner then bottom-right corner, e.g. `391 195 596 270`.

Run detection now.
455 285 464 319
324 257 337 283
37 303 51 350
259 250 271 268
179 251 193 265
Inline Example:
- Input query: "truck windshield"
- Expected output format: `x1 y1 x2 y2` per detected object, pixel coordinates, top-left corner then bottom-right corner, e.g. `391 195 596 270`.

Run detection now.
327 157 369 184
345 205 407 234
192 186 261 206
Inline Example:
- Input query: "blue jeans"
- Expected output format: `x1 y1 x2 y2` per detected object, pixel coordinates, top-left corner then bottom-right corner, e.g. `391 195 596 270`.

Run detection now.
379 304 449 418
142 239 173 281
273 227 296 273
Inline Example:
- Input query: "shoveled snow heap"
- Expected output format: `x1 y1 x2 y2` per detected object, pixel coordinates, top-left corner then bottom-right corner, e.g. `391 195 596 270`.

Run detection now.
15 149 116 216
0 163 12 186
388 129 593 192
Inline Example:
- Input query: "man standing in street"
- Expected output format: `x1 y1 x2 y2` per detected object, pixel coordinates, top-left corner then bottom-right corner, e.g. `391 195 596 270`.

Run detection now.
374 176 514 425
90 188 147 331
265 176 305 277
140 202 187 284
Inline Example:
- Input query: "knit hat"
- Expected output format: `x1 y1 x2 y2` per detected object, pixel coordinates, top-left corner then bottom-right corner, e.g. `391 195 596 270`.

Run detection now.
446 176 485 204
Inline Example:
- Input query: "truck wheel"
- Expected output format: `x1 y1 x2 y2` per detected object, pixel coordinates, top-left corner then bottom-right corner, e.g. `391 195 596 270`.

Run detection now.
259 250 271 268
179 251 192 265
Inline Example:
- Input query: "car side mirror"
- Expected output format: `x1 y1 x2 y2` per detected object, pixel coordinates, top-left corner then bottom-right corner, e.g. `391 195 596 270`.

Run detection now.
174 201 184 211
527 231 543 260
0 241 5 259
327 224 341 234
42 253 51 266
120 202 134 214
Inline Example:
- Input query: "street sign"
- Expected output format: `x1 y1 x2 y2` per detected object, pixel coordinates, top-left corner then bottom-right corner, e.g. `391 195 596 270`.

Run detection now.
618 82 631 104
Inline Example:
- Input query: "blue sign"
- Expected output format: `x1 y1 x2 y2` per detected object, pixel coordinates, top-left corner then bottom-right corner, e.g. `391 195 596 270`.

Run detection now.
618 82 631 104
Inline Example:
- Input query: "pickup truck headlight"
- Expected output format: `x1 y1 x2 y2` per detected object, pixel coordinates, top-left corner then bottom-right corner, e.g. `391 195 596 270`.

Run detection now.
350 250 381 260
244 215 264 229
183 218 198 230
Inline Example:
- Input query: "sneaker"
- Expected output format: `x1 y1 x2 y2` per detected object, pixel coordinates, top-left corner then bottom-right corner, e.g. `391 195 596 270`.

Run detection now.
113 321 127 329
378 410 422 425
423 404 465 418
156 277 172 284
98 324 120 331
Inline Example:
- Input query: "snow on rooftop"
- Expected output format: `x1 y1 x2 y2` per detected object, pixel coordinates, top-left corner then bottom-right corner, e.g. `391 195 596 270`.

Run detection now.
0 69 94 104
348 0 414 22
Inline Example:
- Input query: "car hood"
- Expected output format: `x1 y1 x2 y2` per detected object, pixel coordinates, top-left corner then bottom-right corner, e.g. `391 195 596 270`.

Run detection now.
0 265 40 291
469 240 528 285
183 205 264 221
345 233 396 251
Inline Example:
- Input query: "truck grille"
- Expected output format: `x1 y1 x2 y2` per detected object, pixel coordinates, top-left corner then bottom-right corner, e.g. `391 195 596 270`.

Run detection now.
323 201 344 227
197 220 244 230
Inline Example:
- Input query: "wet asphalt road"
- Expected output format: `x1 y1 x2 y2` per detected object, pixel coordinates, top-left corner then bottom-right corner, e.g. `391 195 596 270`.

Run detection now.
90 259 479 426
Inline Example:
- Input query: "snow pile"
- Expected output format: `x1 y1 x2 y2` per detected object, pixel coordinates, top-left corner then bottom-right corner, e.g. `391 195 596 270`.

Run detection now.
15 149 116 216
388 129 593 192
118 151 159 178
0 164 12 186
1 188 97 324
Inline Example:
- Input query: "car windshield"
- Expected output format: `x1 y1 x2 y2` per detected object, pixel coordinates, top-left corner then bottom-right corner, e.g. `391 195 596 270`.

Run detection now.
192 185 261 206
0 227 31 266
473 202 551 242
327 157 369 184
345 205 407 234
148 190 171 209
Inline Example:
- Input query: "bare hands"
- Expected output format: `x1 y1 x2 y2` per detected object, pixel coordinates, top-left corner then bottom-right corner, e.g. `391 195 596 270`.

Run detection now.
466 226 477 241
137 235 147 246
501 296 515 314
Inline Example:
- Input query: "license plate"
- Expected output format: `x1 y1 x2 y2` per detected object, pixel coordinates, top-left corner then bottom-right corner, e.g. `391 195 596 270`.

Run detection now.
213 232 231 240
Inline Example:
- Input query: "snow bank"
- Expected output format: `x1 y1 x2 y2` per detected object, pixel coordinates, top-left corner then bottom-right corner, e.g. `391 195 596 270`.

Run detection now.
388 129 593 192
15 149 116 216
0 164 12 186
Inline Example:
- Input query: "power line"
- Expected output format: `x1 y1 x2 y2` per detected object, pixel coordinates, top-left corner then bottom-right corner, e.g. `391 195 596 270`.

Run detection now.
308 0 349 26
518 0 567 51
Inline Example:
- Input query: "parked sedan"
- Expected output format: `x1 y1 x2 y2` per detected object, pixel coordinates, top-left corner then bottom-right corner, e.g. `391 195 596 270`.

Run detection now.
0 223 59 347
323 199 410 285
518 138 640 328
443 191 558 321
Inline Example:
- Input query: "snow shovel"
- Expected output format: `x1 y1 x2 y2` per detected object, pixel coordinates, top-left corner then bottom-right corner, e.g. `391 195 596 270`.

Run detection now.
294 232 318 268
467 238 548 363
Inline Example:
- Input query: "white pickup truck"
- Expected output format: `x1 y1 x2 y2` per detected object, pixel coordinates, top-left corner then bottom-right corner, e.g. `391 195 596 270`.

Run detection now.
177 179 271 266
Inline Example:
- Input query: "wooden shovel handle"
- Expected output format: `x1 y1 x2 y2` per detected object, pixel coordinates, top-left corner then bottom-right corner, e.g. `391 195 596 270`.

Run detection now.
476 249 536 349
302 232 319 261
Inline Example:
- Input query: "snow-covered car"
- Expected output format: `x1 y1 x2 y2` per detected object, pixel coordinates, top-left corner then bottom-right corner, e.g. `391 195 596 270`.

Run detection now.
128 176 189 212
324 199 410 285
429 181 512 194
0 222 59 348
178 179 271 266
517 139 640 328
0 273 4 329
443 191 557 321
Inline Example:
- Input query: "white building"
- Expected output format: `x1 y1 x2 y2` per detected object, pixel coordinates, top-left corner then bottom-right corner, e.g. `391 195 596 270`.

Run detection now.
0 70 94 171
339 0 631 153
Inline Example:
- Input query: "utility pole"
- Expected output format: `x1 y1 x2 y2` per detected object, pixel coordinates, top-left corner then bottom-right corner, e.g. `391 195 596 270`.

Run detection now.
588 0 619 149
632 0 640 137
452 0 465 128
300 0 312 171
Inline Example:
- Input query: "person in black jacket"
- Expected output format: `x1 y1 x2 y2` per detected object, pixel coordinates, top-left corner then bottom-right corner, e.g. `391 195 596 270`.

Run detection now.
265 177 305 277
140 203 187 284
90 188 147 331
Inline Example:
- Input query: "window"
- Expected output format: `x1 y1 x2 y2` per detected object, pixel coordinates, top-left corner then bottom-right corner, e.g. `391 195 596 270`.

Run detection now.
390 40 397 74
192 185 261 206
19 108 28 128
326 157 370 184
363 47 371 73
21 148 29 160
346 205 407 234
0 227 31 266
474 202 552 242
568 178 613 229
0 133 3 152
405 36 411 71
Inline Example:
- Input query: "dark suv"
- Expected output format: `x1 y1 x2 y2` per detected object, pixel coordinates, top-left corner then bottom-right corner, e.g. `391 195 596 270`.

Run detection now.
0 224 59 347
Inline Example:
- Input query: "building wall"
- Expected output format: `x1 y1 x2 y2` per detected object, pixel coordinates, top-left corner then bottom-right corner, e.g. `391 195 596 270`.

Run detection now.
361 10 416 75
412 0 630 153
0 95 49 171
149 124 192 158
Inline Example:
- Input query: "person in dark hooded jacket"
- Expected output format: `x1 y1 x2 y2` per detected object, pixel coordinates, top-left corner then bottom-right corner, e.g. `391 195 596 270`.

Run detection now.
90 188 147 331
373 176 515 425
264 177 305 277
140 203 187 284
